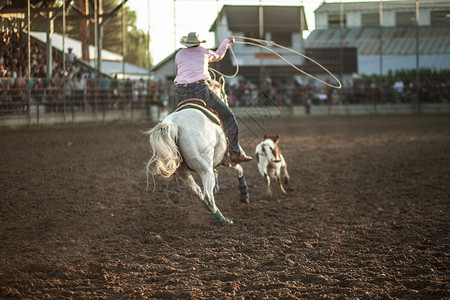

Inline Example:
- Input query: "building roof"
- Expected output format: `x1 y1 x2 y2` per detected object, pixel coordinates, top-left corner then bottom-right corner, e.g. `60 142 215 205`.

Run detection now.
31 31 123 61
305 26 450 55
315 0 450 14
94 61 149 76
0 0 55 10
210 5 307 33
30 31 148 75
149 50 178 73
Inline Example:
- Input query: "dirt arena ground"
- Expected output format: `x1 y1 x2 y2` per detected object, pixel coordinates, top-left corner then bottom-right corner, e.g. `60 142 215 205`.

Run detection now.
1 114 449 299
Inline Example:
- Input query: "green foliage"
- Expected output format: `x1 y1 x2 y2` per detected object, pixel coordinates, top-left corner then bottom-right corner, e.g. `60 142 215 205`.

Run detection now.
362 68 450 84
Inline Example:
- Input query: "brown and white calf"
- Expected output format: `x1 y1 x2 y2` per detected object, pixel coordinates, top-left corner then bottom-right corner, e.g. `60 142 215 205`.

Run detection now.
255 135 290 196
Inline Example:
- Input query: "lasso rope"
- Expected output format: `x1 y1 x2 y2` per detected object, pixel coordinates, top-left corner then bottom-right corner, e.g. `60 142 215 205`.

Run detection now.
209 36 342 89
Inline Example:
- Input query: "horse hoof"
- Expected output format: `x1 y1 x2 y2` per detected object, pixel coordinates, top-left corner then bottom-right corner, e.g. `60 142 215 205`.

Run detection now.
214 211 233 224
240 193 250 204
219 217 233 225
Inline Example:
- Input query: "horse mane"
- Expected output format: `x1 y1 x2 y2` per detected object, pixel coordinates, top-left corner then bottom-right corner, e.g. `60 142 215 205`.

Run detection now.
207 78 228 106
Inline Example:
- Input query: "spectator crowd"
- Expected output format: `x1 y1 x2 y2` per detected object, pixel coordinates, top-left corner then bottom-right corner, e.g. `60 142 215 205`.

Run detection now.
225 77 450 108
0 30 170 114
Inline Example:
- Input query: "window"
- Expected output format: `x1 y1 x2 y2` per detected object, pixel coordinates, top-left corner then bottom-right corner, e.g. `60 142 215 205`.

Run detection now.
362 13 380 27
431 10 450 25
396 12 416 26
243 32 261 46
328 14 346 28
271 32 292 47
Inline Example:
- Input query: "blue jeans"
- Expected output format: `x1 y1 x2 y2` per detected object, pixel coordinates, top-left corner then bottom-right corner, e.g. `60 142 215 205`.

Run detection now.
173 82 240 153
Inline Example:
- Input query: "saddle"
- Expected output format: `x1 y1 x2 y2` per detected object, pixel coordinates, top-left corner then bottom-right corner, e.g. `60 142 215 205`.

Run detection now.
174 99 234 166
174 99 221 126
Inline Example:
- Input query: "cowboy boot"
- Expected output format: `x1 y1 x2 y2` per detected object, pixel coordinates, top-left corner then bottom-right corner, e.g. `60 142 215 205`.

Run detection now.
230 146 252 164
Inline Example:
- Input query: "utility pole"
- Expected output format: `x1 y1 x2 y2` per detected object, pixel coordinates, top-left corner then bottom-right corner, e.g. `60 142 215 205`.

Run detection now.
339 1 344 82
259 0 263 89
173 0 176 52
97 0 103 74
27 0 31 80
46 9 54 80
80 0 89 62
63 0 65 73
122 4 126 76
415 0 420 113
379 0 383 77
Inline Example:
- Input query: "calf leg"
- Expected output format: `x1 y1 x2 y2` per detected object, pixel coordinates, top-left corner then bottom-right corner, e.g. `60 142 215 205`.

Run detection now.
277 172 287 194
265 172 272 196
282 164 290 185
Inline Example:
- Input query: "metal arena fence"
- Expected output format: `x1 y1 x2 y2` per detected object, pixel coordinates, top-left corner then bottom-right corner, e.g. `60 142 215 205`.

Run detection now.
1 77 450 128
0 77 171 127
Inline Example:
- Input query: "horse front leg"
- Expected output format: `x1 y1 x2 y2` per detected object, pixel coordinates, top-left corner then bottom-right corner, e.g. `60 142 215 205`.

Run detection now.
229 164 249 203
199 169 233 224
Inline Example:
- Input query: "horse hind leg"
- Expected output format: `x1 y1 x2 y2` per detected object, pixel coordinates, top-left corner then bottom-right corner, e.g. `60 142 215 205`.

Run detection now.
177 166 203 201
199 169 233 224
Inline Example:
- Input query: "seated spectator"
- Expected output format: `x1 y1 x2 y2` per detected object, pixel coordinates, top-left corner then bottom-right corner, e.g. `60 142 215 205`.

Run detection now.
11 68 26 111
98 74 111 108
71 61 80 75
73 71 87 110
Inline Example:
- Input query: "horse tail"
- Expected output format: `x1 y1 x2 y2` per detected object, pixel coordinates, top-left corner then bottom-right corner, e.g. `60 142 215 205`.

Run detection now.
144 121 181 179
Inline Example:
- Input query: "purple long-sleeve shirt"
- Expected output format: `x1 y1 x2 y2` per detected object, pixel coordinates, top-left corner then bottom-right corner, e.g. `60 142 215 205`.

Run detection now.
174 38 232 85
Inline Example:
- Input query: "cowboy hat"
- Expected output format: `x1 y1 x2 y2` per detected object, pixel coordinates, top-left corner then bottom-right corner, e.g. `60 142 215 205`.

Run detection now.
180 32 206 47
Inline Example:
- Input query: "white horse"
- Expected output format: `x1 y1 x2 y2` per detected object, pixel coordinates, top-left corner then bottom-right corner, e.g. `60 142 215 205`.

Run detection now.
144 82 248 224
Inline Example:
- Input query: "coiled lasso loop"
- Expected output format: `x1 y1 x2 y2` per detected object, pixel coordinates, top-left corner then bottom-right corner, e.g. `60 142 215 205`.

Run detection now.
209 36 342 89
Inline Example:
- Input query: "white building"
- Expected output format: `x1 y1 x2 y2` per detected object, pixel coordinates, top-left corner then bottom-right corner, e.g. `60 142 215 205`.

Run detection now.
151 1 450 84
306 0 450 75
150 5 308 85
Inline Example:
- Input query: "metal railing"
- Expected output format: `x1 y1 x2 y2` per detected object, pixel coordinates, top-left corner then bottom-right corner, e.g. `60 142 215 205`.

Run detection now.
0 78 171 126
1 77 449 128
